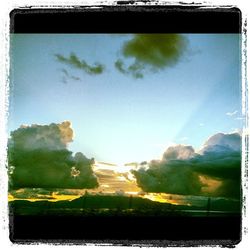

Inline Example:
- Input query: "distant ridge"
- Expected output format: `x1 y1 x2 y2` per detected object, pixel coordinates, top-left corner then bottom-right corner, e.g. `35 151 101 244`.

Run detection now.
9 193 241 217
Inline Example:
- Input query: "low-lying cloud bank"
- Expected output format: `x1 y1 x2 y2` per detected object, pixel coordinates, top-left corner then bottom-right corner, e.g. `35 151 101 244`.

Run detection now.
131 133 241 199
8 121 99 189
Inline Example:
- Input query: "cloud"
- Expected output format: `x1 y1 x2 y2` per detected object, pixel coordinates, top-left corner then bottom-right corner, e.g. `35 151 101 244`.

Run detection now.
9 121 73 151
60 68 81 84
94 168 140 193
8 122 99 189
131 133 241 199
115 34 188 78
55 53 105 75
132 145 202 196
200 132 241 153
162 145 195 161
226 110 238 116
114 59 144 79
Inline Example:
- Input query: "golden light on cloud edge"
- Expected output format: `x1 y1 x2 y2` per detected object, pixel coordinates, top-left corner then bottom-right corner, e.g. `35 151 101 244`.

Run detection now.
141 193 181 205
199 175 222 193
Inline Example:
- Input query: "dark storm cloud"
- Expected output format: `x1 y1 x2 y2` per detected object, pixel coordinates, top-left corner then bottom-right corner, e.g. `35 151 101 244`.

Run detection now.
116 34 188 78
131 133 241 199
8 122 99 189
55 53 105 75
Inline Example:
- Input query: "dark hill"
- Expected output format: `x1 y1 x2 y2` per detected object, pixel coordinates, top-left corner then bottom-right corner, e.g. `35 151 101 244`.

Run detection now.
9 195 191 216
9 194 240 216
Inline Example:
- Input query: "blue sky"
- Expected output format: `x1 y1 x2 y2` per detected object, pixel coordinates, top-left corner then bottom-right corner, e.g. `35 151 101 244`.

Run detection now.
9 34 242 163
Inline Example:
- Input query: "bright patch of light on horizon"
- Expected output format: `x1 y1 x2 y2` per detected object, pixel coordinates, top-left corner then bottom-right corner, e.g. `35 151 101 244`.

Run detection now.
140 193 183 205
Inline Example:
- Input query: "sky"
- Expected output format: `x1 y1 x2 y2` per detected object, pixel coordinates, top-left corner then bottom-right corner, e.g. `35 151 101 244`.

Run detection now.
9 34 242 164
